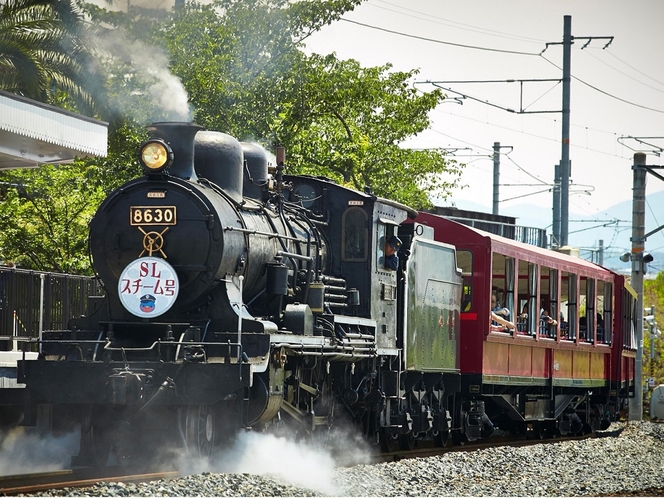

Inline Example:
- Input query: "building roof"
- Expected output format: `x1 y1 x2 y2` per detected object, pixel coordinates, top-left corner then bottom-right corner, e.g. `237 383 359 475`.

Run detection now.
0 90 108 169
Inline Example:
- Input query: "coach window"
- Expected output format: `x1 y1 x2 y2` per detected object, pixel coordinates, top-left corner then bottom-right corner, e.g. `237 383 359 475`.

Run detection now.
504 257 515 321
492 253 513 319
602 282 613 344
342 208 368 261
623 288 636 349
566 272 578 341
516 259 528 333
527 263 538 335
457 250 473 311
543 267 558 339
584 278 596 343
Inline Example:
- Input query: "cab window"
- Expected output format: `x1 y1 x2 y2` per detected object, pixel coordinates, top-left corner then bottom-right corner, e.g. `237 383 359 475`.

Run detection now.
342 208 368 261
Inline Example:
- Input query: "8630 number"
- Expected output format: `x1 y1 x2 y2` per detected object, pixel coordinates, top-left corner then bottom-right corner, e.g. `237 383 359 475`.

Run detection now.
130 206 177 225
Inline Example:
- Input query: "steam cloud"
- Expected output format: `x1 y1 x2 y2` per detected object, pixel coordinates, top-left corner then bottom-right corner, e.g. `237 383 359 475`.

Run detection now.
174 428 373 495
0 427 80 476
0 417 373 494
88 29 193 123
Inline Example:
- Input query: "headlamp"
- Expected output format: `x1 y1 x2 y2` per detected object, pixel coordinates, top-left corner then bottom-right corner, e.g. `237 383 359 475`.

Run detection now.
139 139 173 175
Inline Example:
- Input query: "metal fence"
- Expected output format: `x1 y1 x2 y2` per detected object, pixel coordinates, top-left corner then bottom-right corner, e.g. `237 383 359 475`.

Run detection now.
445 216 548 248
0 266 103 348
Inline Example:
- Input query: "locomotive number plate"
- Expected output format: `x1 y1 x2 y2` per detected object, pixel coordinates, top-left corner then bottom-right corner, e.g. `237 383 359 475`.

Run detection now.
130 206 177 226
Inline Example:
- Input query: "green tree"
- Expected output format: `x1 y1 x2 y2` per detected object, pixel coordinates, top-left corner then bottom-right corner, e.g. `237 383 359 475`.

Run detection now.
276 55 461 208
644 273 664 389
158 0 461 208
0 0 464 272
0 0 105 114
0 163 106 273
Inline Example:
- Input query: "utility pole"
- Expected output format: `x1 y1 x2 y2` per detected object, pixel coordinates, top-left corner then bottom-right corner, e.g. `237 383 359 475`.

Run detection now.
493 142 500 215
545 17 613 247
552 162 561 247
492 142 512 215
649 305 656 382
629 152 647 421
560 15 572 247
598 239 604 266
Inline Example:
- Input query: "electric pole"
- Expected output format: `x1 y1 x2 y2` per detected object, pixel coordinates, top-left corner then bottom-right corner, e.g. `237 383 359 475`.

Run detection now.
492 143 512 215
560 15 571 247
552 162 561 247
493 142 500 215
629 152 646 421
546 17 613 248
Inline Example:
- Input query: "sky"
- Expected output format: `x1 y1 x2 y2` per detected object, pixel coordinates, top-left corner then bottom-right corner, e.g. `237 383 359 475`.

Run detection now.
304 0 664 221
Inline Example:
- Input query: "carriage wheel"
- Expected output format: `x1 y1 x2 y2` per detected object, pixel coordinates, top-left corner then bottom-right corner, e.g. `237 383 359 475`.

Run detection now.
452 430 467 446
185 405 215 458
379 430 398 452
532 421 546 440
434 431 450 447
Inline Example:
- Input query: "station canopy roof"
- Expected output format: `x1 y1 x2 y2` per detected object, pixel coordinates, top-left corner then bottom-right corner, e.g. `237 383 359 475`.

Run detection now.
0 90 108 169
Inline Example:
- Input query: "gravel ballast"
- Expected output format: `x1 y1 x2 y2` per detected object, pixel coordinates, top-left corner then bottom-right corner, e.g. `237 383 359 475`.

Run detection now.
19 421 664 497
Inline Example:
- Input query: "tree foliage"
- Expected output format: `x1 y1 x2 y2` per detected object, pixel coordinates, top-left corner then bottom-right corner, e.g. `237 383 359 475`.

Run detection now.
0 0 106 114
644 273 664 392
0 0 465 272
156 0 462 208
0 163 106 273
277 55 461 207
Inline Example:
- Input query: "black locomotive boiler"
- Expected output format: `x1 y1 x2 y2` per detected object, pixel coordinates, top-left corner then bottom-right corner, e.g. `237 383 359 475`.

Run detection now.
18 122 474 465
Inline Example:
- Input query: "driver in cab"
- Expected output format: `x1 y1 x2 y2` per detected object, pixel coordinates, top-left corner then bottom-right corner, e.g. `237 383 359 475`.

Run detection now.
384 235 402 271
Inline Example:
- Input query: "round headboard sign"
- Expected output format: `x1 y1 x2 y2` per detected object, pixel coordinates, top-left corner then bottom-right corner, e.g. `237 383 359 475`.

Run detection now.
118 257 179 318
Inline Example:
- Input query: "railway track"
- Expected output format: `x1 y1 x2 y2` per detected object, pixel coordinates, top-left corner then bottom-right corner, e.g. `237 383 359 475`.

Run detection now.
0 468 179 496
367 427 622 464
0 428 624 495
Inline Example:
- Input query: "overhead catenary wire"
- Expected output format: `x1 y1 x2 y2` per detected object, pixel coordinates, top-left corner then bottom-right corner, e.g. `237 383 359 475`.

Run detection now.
540 55 664 114
340 16 664 114
339 18 543 56
370 0 548 44
336 12 664 243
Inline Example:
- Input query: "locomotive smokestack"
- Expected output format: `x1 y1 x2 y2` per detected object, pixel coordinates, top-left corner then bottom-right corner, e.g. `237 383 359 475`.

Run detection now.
146 122 203 180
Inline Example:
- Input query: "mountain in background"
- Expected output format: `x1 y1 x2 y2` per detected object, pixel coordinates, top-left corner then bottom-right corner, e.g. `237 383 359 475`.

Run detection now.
437 189 664 274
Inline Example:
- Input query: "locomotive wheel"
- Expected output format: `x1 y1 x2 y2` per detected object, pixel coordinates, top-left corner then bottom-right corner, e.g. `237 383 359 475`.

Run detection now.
185 405 215 458
434 431 450 447
398 432 416 450
80 407 113 467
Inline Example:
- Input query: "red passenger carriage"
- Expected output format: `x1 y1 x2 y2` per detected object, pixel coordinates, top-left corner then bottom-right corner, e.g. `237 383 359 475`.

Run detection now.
415 213 635 436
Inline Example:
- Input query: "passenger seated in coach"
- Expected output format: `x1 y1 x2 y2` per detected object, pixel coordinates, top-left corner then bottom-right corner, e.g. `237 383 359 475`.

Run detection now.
516 303 529 333
559 313 569 338
539 309 558 336
597 313 605 342
491 293 515 332
579 316 587 340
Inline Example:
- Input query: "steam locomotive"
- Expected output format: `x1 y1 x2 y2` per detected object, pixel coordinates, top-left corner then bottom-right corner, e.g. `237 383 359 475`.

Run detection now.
18 122 465 463
17 122 634 465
